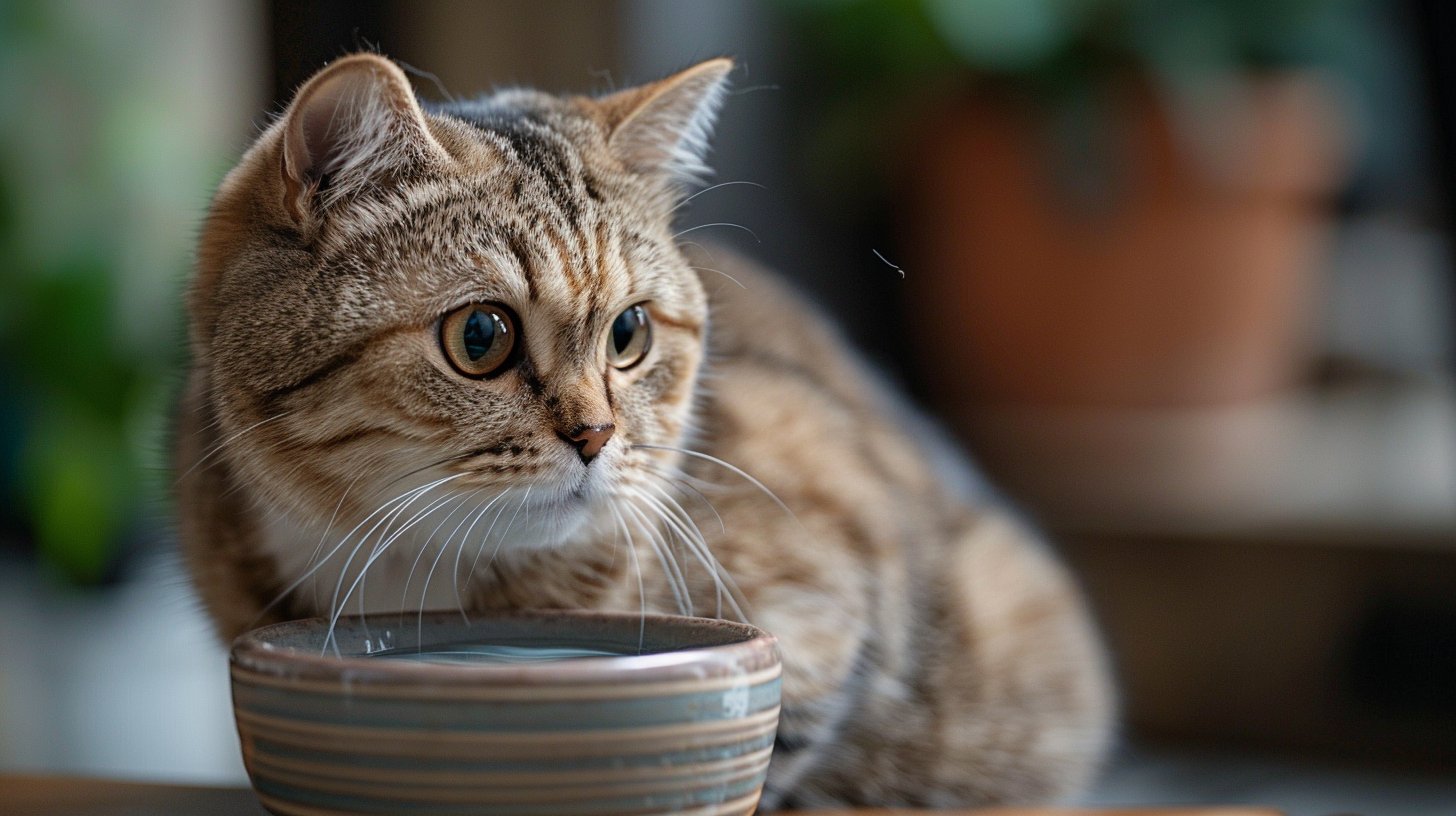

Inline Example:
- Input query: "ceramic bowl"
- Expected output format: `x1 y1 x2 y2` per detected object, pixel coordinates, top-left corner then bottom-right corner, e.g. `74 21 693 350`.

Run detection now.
230 610 781 816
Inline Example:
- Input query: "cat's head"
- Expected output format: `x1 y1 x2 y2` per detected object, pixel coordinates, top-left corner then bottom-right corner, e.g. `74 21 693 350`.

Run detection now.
190 53 730 551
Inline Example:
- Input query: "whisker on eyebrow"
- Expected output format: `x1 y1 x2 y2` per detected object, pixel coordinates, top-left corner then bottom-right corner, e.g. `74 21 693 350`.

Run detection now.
670 179 766 214
672 221 761 244
688 264 747 289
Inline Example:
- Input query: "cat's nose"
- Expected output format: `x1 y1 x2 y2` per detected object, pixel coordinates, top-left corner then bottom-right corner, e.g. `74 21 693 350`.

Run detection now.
557 423 615 465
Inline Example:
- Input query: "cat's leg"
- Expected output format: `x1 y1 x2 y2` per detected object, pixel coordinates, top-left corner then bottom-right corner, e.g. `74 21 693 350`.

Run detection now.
701 507 880 811
915 513 1114 804
753 592 873 811
784 512 1115 806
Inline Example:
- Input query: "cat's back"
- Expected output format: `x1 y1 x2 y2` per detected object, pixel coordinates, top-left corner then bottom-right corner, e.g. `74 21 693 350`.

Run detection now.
685 247 1114 807
687 244 980 512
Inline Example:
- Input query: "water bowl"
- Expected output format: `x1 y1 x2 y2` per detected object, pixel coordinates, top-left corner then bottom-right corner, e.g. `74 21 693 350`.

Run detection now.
230 610 781 815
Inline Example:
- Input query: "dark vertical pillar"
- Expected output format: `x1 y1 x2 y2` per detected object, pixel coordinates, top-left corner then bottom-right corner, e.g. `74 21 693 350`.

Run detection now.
1410 0 1456 379
267 0 392 110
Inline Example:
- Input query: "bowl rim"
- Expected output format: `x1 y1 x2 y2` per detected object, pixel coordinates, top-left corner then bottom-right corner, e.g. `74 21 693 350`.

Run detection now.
231 609 780 687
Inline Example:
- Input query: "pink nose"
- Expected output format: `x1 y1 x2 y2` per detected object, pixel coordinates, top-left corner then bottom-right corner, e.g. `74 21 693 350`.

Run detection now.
558 423 615 464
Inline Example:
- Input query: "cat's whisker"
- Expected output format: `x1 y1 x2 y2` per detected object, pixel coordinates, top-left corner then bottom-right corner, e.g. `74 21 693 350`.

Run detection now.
476 485 534 579
417 485 527 641
623 483 701 612
687 264 747 289
672 221 760 243
324 496 441 654
643 458 730 494
619 497 691 616
669 179 766 213
461 488 520 584
675 239 717 263
397 59 456 104
255 467 448 633
395 488 482 627
187 407 231 437
418 487 512 637
174 411 292 485
454 486 530 623
399 489 478 634
639 480 749 622
637 480 745 622
322 473 464 653
177 50 1116 803
214 431 327 503
632 443 801 528
615 496 672 611
305 461 382 612
326 479 439 615
330 473 455 612
344 485 468 648
402 488 496 619
351 488 464 622
607 503 647 653
454 484 529 607
639 462 727 535
448 506 477 624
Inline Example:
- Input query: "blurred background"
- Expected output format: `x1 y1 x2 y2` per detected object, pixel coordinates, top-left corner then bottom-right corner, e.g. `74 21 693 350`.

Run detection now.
1 1 1454 812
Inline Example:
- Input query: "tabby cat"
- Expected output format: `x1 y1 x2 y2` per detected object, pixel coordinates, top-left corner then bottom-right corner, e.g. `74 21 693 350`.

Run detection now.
175 53 1113 808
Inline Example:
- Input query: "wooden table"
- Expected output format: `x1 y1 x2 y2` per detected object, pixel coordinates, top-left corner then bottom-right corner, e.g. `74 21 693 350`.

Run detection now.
5 775 1282 816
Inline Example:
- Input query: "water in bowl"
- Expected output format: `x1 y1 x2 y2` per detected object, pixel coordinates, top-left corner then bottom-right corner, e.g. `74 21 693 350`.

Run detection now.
369 639 638 665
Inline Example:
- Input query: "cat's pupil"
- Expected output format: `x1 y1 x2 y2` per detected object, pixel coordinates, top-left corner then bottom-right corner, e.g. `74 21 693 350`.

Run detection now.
612 307 641 354
463 309 495 361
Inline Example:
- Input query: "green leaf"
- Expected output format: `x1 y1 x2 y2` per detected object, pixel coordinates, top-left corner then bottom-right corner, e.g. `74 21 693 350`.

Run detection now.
23 409 131 585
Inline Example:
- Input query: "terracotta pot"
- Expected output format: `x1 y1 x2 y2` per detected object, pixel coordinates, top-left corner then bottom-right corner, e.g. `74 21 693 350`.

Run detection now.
900 74 1347 409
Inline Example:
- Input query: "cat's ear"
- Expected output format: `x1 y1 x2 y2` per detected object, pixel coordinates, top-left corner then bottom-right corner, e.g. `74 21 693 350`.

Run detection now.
279 53 446 221
595 58 733 186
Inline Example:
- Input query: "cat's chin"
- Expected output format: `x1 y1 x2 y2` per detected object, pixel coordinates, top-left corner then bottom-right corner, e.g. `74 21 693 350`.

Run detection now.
486 484 616 553
501 500 595 550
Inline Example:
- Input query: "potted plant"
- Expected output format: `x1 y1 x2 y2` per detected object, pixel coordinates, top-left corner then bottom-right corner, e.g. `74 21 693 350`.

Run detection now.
787 0 1364 409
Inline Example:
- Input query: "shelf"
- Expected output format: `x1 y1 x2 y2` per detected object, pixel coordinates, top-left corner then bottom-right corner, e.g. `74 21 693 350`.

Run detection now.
952 376 1456 547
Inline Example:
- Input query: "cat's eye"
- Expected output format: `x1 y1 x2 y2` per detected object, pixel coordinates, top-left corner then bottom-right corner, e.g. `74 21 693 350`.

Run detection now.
607 304 652 369
440 303 517 378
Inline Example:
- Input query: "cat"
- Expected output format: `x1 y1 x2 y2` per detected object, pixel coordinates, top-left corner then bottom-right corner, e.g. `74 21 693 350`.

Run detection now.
175 52 1113 808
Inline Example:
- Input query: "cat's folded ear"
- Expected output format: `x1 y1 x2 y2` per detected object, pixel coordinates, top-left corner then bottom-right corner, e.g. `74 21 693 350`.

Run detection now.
279 53 448 222
594 58 733 187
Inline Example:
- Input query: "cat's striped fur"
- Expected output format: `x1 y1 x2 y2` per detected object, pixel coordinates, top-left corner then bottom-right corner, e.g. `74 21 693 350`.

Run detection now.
176 53 1113 808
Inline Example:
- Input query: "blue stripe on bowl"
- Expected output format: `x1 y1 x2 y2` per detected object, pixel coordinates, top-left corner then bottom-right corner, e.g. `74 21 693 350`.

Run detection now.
248 729 776 772
233 676 781 731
